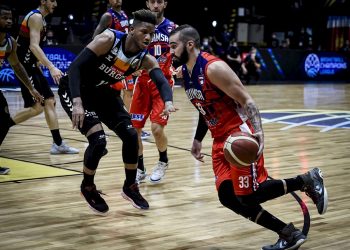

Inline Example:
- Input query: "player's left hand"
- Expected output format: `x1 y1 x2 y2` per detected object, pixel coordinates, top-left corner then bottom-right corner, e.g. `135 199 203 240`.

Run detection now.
160 101 178 116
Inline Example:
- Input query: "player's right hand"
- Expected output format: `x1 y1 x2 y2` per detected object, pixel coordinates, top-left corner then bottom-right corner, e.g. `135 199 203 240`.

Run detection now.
72 97 84 130
49 66 63 85
160 101 178 116
191 139 205 162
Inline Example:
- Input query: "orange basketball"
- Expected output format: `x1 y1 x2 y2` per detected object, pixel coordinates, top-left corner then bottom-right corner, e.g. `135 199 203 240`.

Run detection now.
223 131 259 168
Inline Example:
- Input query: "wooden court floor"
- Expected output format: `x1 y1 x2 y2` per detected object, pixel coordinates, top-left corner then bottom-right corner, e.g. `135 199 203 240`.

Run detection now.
0 83 349 250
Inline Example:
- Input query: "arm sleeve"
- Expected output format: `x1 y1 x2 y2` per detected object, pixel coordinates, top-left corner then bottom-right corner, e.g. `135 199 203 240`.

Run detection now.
68 48 98 98
194 113 208 142
149 68 173 102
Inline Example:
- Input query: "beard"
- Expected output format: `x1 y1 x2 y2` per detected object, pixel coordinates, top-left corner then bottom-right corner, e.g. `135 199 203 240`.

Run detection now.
0 26 11 33
172 49 189 69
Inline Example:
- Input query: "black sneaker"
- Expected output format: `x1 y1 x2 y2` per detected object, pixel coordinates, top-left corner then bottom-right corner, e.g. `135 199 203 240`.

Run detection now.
121 181 149 210
80 183 109 215
262 223 306 250
300 168 328 215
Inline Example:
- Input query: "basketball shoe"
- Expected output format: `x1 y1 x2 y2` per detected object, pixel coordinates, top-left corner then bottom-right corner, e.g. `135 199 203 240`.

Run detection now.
0 166 10 175
121 181 149 209
300 167 328 215
261 223 306 250
149 161 168 183
50 141 79 154
141 130 151 140
136 168 147 184
80 182 109 215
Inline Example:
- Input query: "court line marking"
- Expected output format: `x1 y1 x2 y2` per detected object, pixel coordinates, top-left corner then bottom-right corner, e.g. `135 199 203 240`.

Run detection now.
280 114 350 130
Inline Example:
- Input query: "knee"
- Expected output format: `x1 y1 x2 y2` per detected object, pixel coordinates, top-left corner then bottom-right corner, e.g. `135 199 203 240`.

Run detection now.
31 104 44 116
236 194 259 207
44 97 56 107
151 124 164 139
84 130 107 168
218 180 246 215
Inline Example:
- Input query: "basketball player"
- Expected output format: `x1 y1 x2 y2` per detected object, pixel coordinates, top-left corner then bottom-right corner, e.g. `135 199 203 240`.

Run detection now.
169 25 328 250
0 5 43 174
130 0 177 184
58 9 176 213
14 0 78 154
93 0 151 140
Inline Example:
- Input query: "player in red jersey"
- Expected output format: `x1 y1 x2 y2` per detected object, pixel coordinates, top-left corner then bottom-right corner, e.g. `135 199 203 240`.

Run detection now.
169 24 328 250
130 0 177 184
93 0 134 111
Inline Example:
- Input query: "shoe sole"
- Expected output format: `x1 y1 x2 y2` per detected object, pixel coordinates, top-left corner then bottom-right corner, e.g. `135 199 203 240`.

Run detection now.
80 192 109 216
50 151 79 155
315 168 328 215
285 238 306 250
149 176 164 184
121 191 149 210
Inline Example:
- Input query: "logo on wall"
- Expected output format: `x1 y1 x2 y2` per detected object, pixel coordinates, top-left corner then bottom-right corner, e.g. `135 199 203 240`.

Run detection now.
304 54 320 77
304 53 347 78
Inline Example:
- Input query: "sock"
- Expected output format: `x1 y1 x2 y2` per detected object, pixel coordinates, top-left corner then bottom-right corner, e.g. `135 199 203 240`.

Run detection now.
83 172 95 186
256 209 287 233
159 149 168 163
51 129 62 146
125 168 137 187
138 155 145 171
285 176 304 193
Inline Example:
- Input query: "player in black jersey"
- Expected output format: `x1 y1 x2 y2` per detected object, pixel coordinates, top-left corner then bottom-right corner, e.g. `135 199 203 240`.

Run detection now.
58 9 176 214
0 5 43 175
14 0 78 154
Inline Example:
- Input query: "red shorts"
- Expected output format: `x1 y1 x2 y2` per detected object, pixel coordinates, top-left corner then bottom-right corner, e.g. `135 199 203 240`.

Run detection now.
110 75 134 91
129 75 174 128
212 122 268 196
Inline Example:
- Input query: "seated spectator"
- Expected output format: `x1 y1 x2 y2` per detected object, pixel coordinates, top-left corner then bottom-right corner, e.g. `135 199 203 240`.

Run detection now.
226 39 242 75
45 29 58 46
201 37 214 54
269 32 279 48
241 47 262 84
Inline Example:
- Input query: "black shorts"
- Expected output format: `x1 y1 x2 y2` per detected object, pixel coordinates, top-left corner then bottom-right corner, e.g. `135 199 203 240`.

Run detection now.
20 64 54 108
58 76 131 135
0 90 11 124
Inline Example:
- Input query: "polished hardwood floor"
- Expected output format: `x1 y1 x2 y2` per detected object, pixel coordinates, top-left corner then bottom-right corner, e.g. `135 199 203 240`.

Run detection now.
0 83 349 250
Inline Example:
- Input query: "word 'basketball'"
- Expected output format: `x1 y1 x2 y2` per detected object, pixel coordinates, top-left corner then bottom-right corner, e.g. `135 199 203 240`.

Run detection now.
223 131 259 167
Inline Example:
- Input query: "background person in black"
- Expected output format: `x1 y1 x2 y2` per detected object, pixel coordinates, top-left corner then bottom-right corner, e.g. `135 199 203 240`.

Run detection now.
241 46 262 84
0 5 43 175
226 39 242 75
14 0 78 154
58 9 176 214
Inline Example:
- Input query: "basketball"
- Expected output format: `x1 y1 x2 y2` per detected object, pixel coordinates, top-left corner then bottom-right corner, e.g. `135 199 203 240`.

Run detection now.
223 131 259 167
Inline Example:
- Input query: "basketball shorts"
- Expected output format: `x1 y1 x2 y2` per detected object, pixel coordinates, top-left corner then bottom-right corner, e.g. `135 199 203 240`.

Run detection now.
20 64 54 108
130 75 174 128
212 122 268 195
58 76 131 135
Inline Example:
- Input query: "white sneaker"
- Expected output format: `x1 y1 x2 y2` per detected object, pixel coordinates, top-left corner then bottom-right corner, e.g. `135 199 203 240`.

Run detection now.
50 141 79 154
149 161 168 183
136 168 147 184
141 131 151 140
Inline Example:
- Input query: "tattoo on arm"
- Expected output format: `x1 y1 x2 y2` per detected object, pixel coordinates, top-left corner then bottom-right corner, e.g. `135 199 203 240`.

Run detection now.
12 63 33 91
244 102 263 133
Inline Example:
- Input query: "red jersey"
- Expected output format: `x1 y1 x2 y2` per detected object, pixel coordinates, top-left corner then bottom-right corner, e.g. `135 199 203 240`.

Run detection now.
182 52 248 139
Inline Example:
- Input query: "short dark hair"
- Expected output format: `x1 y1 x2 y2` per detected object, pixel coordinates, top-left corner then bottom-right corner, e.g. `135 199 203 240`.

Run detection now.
0 4 12 13
170 24 201 48
132 9 157 26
